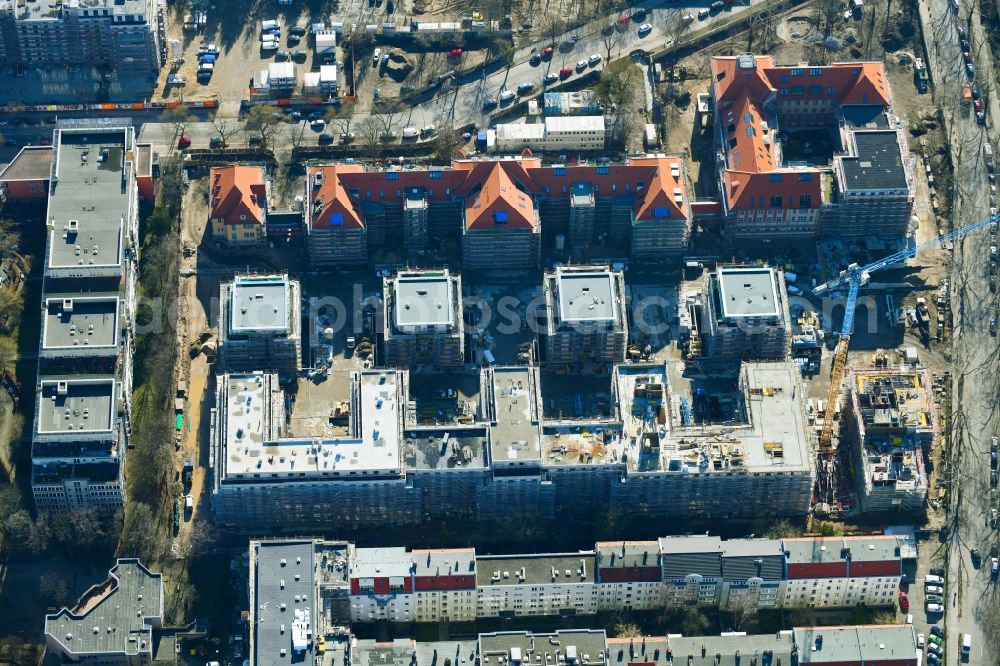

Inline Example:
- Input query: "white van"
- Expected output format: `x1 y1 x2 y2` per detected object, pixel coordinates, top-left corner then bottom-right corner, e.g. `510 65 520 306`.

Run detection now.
962 634 972 658
925 574 945 585
421 124 436 136
697 8 710 19
498 89 515 103
986 141 994 158
401 126 419 138
261 19 279 31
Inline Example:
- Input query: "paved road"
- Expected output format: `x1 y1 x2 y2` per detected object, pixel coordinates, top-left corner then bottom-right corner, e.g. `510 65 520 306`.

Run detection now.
919 0 1000 659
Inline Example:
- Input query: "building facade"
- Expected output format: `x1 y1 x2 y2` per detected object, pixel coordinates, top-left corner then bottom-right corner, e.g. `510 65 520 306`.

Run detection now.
700 265 791 361
710 54 913 240
218 274 301 374
0 0 162 74
543 266 628 367
31 121 141 514
210 165 268 246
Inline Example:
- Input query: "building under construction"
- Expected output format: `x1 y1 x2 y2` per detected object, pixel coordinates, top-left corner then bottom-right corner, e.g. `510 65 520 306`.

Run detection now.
844 368 937 513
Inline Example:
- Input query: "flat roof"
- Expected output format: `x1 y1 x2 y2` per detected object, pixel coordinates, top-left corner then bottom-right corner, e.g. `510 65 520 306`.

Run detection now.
544 116 606 133
252 540 316 666
393 271 454 329
476 553 595 587
47 130 130 272
350 547 411 579
496 123 546 142
840 130 908 191
717 266 781 318
489 367 542 463
42 295 119 350
556 270 619 323
229 275 292 335
37 377 116 435
353 639 476 666
403 426 488 470
0 145 53 181
220 371 402 479
795 626 915 664
480 631 607 666
783 535 901 564
666 632 795 666
45 560 161 658
841 105 889 129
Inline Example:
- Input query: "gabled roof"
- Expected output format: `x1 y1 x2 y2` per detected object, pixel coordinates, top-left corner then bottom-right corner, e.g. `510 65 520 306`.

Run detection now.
210 165 266 226
307 164 365 230
710 54 776 107
463 162 538 230
629 156 689 222
763 62 890 106
723 169 822 211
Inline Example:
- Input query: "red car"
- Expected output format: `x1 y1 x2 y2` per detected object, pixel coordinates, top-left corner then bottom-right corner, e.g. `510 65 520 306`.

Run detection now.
447 48 463 58
963 51 972 63
541 46 553 58
975 99 983 111
177 135 192 149
618 13 630 23
899 591 909 611
560 66 573 78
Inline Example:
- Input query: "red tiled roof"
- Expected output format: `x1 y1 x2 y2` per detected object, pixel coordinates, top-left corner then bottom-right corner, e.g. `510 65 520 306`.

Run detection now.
629 156 689 221
307 164 365 230
711 55 891 211
463 162 538 230
210 165 266 226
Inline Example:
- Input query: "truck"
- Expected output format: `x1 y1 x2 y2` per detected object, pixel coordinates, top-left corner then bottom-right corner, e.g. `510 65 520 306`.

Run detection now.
914 58 929 93
962 633 972 660
963 83 973 107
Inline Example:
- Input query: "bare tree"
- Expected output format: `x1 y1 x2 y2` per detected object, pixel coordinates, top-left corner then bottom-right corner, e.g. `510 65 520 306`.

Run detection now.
433 125 464 163
724 592 760 632
747 1 779 52
289 120 308 150
601 23 628 62
210 118 243 148
161 106 195 140
245 105 283 151
815 0 841 38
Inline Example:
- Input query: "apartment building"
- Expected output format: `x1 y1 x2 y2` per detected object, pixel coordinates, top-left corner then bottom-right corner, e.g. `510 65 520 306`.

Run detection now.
795 625 918 665
211 360 814 531
781 536 903 608
44 559 162 665
248 533 907 638
844 368 936 514
31 121 141 514
218 274 301 374
699 265 791 361
493 116 608 153
209 165 267 246
710 54 913 240
542 266 628 368
299 157 691 269
0 0 162 73
382 270 465 369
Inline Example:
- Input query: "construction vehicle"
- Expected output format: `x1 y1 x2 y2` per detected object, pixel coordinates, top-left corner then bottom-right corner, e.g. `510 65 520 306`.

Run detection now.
813 211 1000 455
914 58 929 93
962 83 973 108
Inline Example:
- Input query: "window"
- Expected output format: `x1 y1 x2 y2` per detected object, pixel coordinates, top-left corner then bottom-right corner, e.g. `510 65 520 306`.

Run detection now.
743 112 753 124
827 86 836 95
727 123 737 134
759 196 765 207
791 68 803 76
330 213 344 226
780 88 788 96
790 85 804 95
768 173 784 182
430 171 443 179
780 75 789 83
597 166 610 175
746 127 755 138
554 167 567 176
653 207 669 218
494 211 507 224
385 171 399 180
799 194 812 207
799 172 813 181
809 67 822 76
809 84 822 96
770 195 782 208
862 94 869 103
748 197 754 207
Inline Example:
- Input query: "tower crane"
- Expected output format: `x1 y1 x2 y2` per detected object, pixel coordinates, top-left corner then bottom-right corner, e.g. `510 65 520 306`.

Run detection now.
813 213 999 453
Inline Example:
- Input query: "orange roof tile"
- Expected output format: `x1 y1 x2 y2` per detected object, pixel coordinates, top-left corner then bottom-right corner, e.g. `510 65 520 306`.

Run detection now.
307 165 365 230
210 165 266 226
628 156 690 222
464 163 538 230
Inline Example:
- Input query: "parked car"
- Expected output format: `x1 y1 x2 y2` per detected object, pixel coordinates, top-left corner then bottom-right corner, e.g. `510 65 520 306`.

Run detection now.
963 51 973 63
447 48 463 58
966 62 976 78
372 47 381 65
925 574 945 585
275 50 289 60
930 625 945 637
560 66 573 78
517 81 534 94
927 645 943 658
929 568 945 578
308 110 324 121
576 59 588 71
925 585 944 595
710 0 725 11
972 547 982 566
928 634 944 645
977 110 986 126
310 119 326 130
291 50 307 61
926 603 944 614
898 591 909 611
318 132 334 143
498 89 515 103
588 53 602 66
544 72 559 84
926 655 941 666
530 53 541 65
289 26 307 36
638 22 652 35
483 97 498 110
541 46 553 58
925 594 943 604
287 34 300 46
992 556 1000 578
916 634 925 649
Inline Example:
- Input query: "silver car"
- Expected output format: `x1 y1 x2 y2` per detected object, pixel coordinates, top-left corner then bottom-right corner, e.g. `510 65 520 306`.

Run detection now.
925 585 944 595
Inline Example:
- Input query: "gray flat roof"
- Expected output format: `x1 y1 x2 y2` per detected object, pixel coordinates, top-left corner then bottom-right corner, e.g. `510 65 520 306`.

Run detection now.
47 132 129 272
37 377 116 435
353 639 476 666
229 275 291 335
595 541 660 569
351 547 411 579
476 553 595 587
840 130 908 191
489 367 542 463
717 267 781 318
795 626 915 663
45 559 161 658
394 271 454 329
841 105 890 129
0 146 52 181
782 535 901 565
666 632 795 666
253 540 317 666
411 548 477 577
480 631 607 666
556 270 618 323
43 295 119 350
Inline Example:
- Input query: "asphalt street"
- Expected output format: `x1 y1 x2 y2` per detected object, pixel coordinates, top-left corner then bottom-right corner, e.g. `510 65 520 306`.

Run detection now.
919 0 1000 659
